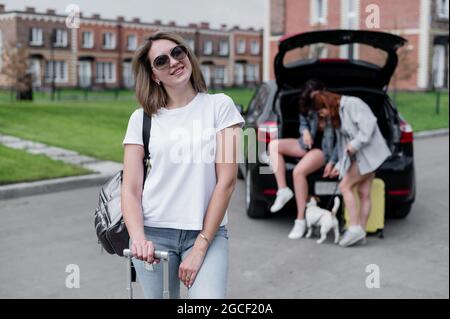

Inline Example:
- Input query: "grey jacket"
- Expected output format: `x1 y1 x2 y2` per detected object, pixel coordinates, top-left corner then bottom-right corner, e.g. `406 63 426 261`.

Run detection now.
335 95 391 179
299 111 339 164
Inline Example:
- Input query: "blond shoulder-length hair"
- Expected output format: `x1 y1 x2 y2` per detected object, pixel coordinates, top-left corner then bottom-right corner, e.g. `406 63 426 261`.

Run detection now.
132 31 207 115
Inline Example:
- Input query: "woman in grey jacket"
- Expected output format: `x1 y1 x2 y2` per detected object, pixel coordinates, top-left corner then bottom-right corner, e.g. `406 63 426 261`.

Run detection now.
313 91 391 247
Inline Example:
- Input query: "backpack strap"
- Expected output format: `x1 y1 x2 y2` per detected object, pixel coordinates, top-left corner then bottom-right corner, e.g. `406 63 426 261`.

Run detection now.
142 111 152 186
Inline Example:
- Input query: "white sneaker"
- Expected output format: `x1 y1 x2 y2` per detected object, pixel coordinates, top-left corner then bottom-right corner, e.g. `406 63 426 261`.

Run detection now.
288 219 306 239
259 151 270 165
339 225 366 247
270 187 294 213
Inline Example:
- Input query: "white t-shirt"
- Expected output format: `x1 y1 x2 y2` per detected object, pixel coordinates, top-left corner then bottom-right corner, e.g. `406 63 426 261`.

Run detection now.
122 92 245 230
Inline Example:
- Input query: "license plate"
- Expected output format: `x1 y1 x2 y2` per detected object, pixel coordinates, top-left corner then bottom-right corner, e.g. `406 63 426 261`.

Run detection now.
314 181 340 195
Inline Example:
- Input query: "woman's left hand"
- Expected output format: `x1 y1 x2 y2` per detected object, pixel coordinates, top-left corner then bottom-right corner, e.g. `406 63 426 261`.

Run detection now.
179 239 208 288
346 143 357 156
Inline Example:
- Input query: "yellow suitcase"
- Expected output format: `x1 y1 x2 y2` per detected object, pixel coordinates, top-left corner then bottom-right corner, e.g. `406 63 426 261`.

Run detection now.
344 178 385 238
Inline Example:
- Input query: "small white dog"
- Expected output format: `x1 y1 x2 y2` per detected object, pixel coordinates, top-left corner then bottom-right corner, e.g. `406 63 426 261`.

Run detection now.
305 196 340 244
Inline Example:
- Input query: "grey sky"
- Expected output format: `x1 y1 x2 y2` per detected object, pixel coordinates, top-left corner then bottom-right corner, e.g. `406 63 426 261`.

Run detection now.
1 0 265 29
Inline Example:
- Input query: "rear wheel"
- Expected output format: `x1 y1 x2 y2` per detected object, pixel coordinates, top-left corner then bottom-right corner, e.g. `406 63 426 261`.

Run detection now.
245 167 270 218
386 202 413 219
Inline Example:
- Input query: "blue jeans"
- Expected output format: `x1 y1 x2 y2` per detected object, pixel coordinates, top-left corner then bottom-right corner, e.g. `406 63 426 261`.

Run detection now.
131 226 229 299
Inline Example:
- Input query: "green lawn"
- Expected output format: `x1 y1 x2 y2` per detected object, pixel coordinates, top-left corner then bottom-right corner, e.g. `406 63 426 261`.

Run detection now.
0 88 256 167
0 88 447 185
0 99 135 163
0 144 92 185
390 91 449 132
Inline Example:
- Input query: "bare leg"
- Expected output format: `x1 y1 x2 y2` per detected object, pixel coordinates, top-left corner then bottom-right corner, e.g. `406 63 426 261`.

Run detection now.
268 139 306 189
339 162 369 226
358 173 375 228
292 149 325 220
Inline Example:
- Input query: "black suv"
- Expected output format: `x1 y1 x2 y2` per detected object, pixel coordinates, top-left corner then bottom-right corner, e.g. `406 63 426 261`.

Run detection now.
238 30 416 219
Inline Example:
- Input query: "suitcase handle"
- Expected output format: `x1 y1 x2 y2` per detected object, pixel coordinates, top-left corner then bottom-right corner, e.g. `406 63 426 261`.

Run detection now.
123 248 169 261
122 248 170 299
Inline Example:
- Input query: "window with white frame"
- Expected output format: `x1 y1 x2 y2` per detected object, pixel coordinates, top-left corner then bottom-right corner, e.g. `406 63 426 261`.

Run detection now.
127 35 137 51
45 61 68 83
219 41 229 56
343 0 358 29
341 0 358 59
186 38 195 51
82 31 94 48
30 28 43 46
311 0 328 24
78 61 92 87
432 45 447 88
237 39 246 54
214 66 227 85
103 32 116 49
234 63 244 85
123 62 134 88
245 64 259 82
251 40 260 55
28 59 42 87
54 29 68 47
201 65 211 86
436 0 449 19
203 40 213 55
96 62 116 83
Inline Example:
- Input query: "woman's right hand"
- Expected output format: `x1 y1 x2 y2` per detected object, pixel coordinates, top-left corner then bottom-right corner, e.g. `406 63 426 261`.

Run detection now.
302 130 313 149
131 237 158 264
322 162 333 178
329 166 340 179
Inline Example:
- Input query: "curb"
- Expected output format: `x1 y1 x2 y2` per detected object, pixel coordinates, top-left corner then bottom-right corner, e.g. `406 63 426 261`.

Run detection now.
0 173 113 200
0 159 123 201
414 128 449 139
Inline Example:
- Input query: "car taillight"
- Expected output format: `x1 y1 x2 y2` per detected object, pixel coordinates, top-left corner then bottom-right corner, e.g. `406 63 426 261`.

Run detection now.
257 121 278 143
399 119 414 144
263 189 277 196
388 189 411 196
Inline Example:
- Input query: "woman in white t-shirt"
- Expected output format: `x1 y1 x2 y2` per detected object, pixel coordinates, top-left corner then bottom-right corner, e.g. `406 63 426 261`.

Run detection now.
121 31 245 299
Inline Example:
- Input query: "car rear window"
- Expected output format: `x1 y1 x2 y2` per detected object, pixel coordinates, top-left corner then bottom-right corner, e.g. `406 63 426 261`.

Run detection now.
282 43 389 68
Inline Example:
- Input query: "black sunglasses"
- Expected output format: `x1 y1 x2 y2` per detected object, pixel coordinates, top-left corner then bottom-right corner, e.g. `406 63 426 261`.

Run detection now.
152 45 188 71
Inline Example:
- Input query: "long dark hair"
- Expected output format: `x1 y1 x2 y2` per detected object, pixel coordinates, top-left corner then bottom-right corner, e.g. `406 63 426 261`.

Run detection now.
299 79 326 116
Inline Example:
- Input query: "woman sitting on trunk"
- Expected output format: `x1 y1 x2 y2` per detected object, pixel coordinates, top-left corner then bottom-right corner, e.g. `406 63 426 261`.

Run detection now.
267 79 339 239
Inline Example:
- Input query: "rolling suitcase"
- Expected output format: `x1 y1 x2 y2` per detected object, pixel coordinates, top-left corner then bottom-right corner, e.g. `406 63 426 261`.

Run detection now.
343 178 385 238
123 249 170 299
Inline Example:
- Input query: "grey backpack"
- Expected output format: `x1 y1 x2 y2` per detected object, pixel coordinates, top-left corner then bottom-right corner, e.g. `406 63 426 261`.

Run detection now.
94 111 151 256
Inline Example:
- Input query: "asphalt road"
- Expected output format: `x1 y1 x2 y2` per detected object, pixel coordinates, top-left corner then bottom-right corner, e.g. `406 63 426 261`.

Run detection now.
0 136 448 298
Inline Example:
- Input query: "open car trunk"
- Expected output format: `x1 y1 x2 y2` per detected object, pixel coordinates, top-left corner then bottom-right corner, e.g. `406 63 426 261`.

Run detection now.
274 30 407 91
272 30 405 166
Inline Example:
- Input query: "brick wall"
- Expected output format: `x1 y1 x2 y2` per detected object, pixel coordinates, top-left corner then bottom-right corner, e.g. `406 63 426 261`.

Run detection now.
267 0 448 90
0 6 263 89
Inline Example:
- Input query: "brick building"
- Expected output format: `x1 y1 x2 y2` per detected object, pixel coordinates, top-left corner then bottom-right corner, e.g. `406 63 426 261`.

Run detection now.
264 0 449 90
0 4 263 90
